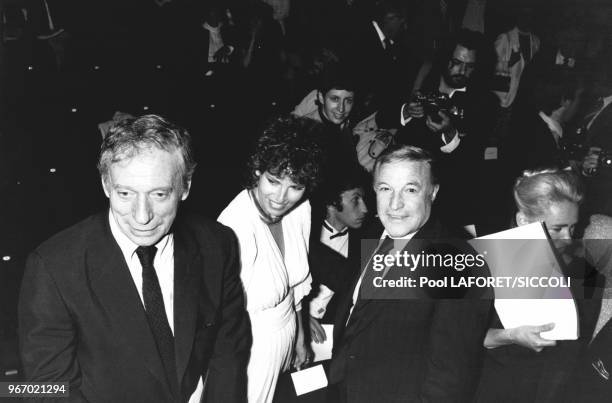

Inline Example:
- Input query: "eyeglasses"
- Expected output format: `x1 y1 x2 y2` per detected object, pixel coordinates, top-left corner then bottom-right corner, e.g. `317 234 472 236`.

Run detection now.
450 58 476 71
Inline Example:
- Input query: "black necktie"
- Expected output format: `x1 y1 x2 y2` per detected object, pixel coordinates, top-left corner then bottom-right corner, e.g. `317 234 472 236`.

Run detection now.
357 236 395 300
330 229 349 240
136 245 178 396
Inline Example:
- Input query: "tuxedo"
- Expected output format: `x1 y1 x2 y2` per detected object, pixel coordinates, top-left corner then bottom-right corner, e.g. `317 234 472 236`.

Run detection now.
18 212 250 403
308 226 362 323
328 219 490 403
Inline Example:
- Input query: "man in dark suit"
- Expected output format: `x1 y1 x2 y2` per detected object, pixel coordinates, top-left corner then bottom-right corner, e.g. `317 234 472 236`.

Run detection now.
18 115 250 403
341 0 413 114
328 144 490 403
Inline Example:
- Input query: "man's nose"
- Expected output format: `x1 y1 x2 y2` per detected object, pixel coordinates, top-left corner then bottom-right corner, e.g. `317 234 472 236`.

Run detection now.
458 63 467 75
133 196 153 225
558 228 572 240
337 101 345 113
390 192 404 210
359 200 368 214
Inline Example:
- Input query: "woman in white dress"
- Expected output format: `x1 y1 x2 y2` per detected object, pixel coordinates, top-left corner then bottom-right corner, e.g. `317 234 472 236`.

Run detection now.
218 115 324 403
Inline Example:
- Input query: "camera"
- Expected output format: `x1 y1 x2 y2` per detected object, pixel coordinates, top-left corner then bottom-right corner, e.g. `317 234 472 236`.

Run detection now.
560 126 612 175
412 91 464 123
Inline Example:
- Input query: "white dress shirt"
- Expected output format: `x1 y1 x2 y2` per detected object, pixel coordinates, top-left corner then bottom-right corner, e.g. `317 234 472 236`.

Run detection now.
108 211 204 403
309 221 349 319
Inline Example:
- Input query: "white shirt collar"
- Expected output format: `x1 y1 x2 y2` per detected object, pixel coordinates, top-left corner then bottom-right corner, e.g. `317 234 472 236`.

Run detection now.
381 229 416 240
439 77 467 98
372 20 392 48
203 21 222 33
322 219 347 235
108 210 172 262
602 94 612 109
538 111 563 139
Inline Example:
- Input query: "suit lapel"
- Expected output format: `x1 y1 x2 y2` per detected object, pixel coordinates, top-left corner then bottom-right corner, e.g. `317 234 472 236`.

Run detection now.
341 220 441 338
85 214 173 400
173 224 202 389
588 102 612 144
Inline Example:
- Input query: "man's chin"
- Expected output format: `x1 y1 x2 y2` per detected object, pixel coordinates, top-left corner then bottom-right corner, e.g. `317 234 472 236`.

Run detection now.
127 229 163 246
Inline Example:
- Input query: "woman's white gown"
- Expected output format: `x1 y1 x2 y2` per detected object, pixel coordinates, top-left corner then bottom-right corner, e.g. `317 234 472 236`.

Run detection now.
218 190 312 403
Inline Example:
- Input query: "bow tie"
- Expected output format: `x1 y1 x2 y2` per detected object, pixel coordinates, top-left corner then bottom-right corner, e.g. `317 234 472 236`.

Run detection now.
330 229 349 240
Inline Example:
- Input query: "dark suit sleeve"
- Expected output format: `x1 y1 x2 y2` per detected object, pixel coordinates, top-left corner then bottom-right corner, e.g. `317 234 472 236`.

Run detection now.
18 252 89 403
420 299 490 402
203 228 251 403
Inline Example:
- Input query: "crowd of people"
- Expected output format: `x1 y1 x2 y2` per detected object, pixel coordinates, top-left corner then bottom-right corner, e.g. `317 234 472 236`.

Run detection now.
5 0 612 402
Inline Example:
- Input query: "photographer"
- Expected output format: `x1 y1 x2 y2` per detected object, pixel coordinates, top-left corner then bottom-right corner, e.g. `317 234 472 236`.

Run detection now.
500 69 579 180
376 29 497 230
579 68 612 217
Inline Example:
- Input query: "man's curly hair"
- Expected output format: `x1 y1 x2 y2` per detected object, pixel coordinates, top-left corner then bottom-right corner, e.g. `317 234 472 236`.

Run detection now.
247 115 325 192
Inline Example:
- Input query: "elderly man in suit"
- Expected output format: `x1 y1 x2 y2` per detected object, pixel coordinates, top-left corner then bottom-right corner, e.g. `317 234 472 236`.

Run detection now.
18 115 250 403
328 144 489 403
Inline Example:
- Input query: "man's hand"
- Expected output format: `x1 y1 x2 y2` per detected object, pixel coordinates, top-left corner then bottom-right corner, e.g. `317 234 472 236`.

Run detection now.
309 316 327 344
213 45 233 63
425 110 453 134
508 323 557 352
582 147 601 175
403 101 425 120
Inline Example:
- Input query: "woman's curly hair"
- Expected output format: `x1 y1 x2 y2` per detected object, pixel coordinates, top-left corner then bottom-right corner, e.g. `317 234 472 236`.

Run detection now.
247 115 325 192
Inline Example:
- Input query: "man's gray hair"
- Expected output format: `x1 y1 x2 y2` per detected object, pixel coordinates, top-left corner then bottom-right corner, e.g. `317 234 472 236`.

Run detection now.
97 114 196 191
373 144 438 185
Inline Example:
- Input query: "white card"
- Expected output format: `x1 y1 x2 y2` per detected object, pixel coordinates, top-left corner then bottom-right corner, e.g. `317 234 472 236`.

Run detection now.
311 324 333 362
290 365 328 396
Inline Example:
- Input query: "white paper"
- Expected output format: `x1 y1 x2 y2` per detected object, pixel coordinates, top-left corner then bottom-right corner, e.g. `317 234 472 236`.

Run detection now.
471 222 578 340
290 365 328 396
494 299 578 340
310 324 333 362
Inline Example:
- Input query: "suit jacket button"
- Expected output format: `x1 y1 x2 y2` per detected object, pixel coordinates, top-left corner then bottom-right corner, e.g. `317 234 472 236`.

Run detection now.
349 355 355 359
205 322 214 328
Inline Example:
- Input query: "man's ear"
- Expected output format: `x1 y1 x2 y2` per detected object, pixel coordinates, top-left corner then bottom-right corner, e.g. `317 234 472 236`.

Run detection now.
431 184 440 202
316 91 324 105
516 211 530 226
181 179 192 201
101 177 110 198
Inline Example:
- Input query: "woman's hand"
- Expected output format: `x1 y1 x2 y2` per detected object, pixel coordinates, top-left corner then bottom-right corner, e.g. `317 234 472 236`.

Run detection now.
293 339 314 370
484 323 557 352
508 323 557 352
293 312 314 370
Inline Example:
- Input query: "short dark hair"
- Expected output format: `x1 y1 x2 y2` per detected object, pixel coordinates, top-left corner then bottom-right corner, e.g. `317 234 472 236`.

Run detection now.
98 114 196 191
373 144 438 186
317 65 357 96
247 115 325 192
453 29 483 54
316 165 371 212
373 0 407 23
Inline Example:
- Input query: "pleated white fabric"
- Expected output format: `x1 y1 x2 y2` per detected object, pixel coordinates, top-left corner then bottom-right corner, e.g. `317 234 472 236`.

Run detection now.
218 189 312 403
